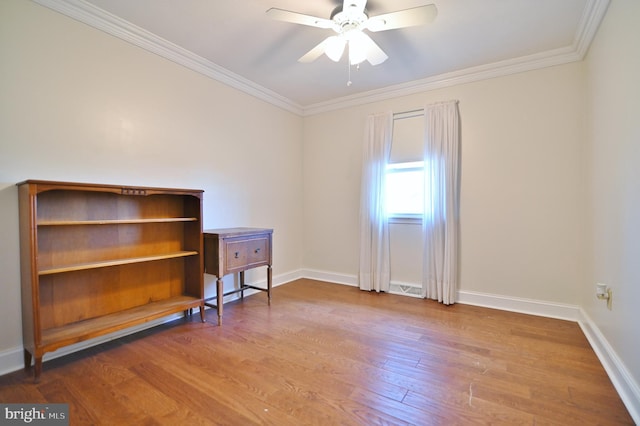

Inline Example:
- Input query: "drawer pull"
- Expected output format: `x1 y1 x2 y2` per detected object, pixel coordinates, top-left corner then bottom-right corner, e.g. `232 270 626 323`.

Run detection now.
234 251 240 259
255 248 260 253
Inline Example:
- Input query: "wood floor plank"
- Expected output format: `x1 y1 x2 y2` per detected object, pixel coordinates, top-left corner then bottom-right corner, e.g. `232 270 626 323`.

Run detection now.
0 279 633 425
348 385 448 425
37 379 101 425
112 376 179 419
130 360 257 425
63 367 154 425
144 353 298 426
401 387 537 425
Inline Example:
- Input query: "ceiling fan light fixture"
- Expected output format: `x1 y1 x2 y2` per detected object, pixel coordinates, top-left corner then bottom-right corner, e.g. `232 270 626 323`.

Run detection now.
348 48 366 65
325 36 346 62
347 32 367 65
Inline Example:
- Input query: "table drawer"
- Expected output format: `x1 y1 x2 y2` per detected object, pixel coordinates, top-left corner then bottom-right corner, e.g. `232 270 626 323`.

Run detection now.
225 237 269 271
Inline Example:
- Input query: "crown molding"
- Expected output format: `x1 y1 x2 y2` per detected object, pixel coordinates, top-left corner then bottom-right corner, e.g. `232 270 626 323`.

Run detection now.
573 0 611 57
302 45 581 116
32 0 610 117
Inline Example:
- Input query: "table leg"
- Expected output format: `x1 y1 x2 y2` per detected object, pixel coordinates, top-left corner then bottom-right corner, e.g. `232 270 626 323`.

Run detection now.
216 277 223 326
240 271 245 300
199 303 206 323
267 264 272 305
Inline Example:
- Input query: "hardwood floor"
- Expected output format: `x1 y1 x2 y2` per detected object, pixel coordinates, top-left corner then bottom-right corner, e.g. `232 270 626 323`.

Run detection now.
0 279 633 425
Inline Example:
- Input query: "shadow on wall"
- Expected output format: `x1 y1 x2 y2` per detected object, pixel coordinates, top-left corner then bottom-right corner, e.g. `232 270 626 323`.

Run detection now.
0 183 25 350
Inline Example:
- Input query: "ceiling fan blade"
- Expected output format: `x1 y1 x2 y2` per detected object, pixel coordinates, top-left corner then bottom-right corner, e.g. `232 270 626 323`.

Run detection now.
299 36 346 63
349 31 388 66
343 0 367 15
366 4 437 32
266 8 334 29
299 40 328 63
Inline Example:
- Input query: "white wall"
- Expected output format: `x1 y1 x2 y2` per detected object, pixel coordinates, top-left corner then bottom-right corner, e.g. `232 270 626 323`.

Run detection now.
0 0 304 370
303 63 587 306
583 0 640 405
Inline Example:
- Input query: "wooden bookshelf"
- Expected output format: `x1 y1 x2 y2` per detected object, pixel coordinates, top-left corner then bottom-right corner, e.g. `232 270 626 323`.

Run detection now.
17 180 205 381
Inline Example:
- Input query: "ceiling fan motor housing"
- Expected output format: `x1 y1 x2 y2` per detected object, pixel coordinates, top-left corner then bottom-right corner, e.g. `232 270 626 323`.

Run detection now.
330 5 368 34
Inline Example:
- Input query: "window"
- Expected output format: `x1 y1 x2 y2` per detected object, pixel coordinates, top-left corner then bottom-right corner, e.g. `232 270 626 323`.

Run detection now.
385 161 424 219
386 112 424 221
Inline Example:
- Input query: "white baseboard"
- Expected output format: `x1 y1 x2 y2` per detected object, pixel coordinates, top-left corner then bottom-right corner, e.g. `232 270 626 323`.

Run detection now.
0 346 26 377
456 289 581 321
300 271 582 321
578 309 640 424
301 269 358 287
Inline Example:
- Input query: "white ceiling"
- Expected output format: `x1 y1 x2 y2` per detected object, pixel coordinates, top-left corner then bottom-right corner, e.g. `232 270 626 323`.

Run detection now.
35 0 610 115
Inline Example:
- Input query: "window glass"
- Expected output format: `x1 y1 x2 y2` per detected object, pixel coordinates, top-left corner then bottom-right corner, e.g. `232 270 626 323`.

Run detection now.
385 161 424 217
390 114 423 163
387 112 425 219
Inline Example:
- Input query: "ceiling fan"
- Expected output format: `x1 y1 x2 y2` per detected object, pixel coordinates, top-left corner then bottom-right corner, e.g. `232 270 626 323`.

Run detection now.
266 1 438 66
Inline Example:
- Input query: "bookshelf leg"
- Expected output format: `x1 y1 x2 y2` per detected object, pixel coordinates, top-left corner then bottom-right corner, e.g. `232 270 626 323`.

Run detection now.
33 357 42 383
199 304 206 323
23 349 32 371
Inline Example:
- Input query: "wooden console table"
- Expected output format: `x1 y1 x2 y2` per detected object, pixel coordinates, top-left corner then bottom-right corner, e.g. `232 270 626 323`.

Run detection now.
203 227 273 325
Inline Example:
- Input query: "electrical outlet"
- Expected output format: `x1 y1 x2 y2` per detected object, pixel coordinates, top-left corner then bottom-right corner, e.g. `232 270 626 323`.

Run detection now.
596 283 612 310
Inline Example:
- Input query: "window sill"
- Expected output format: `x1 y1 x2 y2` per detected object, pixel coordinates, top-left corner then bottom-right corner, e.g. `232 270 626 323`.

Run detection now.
388 216 422 225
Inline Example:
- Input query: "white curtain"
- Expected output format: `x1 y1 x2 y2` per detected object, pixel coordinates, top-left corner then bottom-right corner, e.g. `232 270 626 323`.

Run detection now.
422 101 460 304
358 111 393 292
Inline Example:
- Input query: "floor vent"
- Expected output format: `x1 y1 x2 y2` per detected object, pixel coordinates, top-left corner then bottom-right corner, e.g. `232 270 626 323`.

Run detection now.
389 283 422 298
